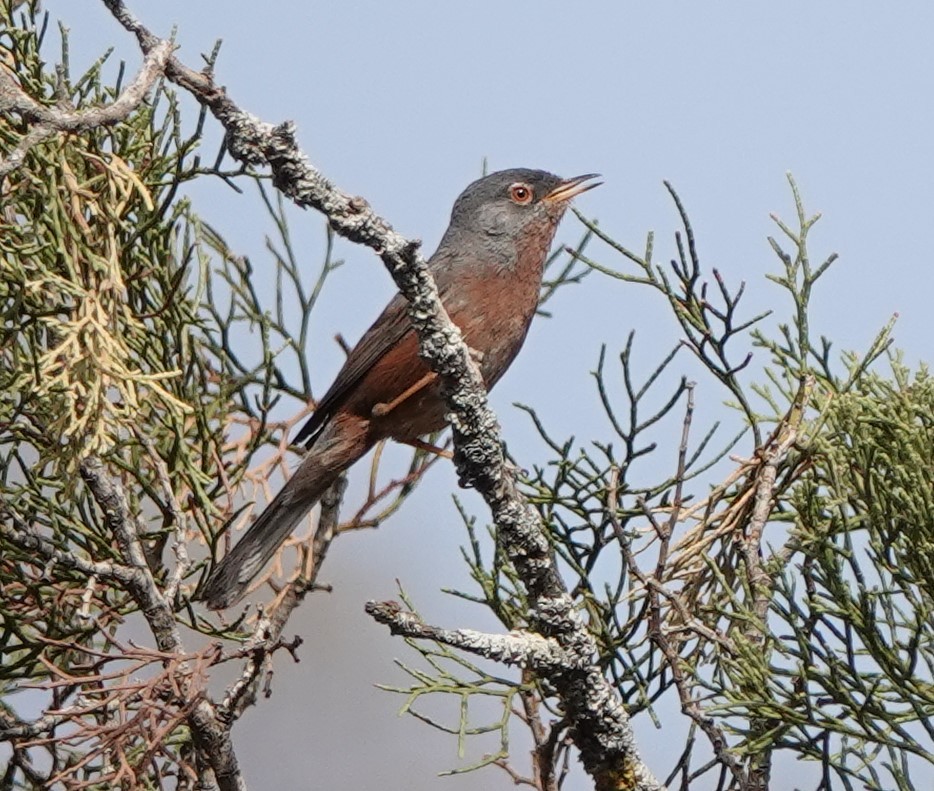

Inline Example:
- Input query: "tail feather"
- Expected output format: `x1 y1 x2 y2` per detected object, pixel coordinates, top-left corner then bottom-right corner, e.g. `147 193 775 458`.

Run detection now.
200 484 323 610
201 415 369 609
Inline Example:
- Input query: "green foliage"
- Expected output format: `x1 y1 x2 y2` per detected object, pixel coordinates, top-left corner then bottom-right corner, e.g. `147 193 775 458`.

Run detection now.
0 10 224 669
809 360 934 594
0 7 290 785
764 362 934 782
385 177 932 789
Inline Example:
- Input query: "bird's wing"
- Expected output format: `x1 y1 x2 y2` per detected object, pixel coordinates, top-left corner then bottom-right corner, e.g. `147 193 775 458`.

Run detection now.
293 291 414 447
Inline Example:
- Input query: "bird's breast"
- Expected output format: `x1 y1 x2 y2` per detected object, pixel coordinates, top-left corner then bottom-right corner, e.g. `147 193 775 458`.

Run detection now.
445 262 543 389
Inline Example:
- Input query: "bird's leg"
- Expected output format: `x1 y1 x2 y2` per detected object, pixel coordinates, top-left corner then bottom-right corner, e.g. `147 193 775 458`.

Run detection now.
399 437 453 459
372 351 483 421
371 372 438 418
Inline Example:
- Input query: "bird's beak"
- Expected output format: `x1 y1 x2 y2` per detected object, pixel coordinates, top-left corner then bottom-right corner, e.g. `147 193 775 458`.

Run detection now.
543 173 602 203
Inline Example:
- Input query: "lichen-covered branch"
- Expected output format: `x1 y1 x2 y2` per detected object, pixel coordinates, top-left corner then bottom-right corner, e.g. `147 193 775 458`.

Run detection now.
366 601 569 671
0 510 135 585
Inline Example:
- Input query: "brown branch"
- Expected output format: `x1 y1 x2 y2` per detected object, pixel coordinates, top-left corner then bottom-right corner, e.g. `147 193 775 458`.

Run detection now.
516 669 559 791
78 456 245 791
609 397 745 785
735 378 813 790
135 432 192 601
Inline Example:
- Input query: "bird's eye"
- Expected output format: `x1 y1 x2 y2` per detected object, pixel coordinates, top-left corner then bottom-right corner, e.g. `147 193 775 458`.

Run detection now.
509 183 533 205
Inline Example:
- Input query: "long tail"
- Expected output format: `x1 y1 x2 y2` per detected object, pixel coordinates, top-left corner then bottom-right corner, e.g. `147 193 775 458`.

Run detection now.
200 415 369 609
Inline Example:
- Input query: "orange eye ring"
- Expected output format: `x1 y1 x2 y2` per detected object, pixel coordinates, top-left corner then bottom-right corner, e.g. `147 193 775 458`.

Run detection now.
509 183 533 205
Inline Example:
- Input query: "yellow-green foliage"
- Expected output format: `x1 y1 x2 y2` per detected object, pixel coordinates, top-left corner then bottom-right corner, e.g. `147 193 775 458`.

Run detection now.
810 362 934 598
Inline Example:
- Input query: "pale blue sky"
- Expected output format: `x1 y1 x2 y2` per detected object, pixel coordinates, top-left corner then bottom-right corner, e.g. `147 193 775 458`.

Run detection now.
53 2 934 788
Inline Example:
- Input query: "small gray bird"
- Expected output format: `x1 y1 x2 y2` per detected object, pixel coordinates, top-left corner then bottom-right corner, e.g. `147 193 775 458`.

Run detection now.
200 169 600 609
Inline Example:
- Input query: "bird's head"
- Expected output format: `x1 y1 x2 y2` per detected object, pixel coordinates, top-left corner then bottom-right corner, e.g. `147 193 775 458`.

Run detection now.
448 168 601 242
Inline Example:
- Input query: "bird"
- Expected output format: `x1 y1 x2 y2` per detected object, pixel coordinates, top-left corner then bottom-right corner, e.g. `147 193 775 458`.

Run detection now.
200 168 601 609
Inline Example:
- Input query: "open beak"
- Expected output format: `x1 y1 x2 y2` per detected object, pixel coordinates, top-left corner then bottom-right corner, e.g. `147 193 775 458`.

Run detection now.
543 173 602 203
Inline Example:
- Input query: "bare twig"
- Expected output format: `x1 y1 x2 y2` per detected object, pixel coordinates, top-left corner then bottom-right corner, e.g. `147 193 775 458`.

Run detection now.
137 432 192 602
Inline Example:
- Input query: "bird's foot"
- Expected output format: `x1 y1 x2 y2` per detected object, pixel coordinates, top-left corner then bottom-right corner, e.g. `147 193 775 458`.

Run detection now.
400 438 453 459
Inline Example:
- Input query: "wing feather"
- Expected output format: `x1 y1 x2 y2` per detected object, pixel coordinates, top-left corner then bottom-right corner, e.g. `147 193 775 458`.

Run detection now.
294 292 413 447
